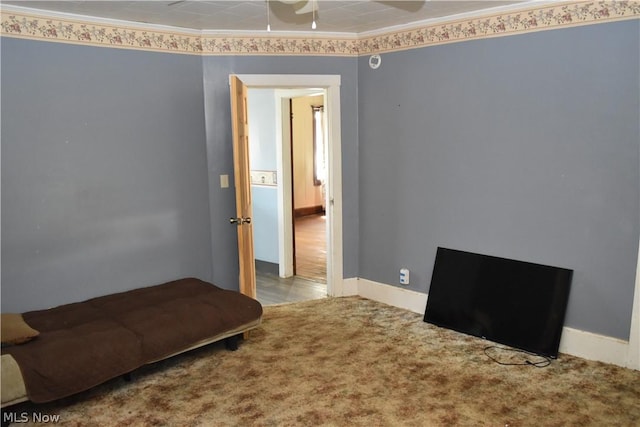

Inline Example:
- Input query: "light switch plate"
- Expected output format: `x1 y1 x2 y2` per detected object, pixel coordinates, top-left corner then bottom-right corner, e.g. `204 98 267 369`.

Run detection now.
220 174 229 188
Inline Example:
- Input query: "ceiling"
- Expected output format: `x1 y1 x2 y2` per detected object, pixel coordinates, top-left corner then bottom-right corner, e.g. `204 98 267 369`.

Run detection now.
2 1 526 34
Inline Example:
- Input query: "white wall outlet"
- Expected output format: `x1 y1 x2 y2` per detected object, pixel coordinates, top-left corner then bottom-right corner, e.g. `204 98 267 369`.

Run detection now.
250 170 277 186
400 268 410 285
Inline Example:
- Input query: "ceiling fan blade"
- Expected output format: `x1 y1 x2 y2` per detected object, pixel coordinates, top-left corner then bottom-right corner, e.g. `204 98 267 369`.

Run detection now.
306 1 429 17
270 1 318 24
293 1 314 15
376 1 427 13
272 0 315 16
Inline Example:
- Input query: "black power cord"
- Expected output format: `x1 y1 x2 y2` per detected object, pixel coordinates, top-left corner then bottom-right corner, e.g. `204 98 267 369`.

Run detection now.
483 345 551 368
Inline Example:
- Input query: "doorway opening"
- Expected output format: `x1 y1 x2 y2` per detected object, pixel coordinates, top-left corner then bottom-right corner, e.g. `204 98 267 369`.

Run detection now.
291 94 326 284
236 74 343 305
252 91 328 304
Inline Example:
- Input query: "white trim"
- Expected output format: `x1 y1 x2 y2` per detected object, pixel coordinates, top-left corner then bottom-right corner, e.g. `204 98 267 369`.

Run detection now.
357 278 428 315
0 2 549 39
273 87 327 278
558 327 630 367
627 239 640 369
357 0 556 38
341 278 359 297
324 81 344 297
274 93 293 278
235 74 343 297
3 3 638 57
0 4 204 35
236 75 341 89
356 278 637 369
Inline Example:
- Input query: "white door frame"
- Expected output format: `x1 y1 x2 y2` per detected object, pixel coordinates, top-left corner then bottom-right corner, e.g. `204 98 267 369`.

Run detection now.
236 74 344 297
273 87 324 278
629 241 640 369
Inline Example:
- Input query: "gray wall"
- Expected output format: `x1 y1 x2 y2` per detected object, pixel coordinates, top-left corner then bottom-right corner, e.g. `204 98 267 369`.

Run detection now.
2 20 637 342
1 41 359 312
1 39 212 312
358 21 639 340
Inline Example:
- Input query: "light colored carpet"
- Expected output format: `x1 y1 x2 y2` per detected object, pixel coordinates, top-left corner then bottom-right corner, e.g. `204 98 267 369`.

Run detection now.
5 296 640 426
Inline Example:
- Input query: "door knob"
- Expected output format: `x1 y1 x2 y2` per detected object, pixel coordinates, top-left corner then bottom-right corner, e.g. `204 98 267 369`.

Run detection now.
230 217 251 225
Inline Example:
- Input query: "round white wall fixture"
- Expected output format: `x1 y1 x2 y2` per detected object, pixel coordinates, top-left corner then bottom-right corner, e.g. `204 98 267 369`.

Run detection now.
369 54 381 69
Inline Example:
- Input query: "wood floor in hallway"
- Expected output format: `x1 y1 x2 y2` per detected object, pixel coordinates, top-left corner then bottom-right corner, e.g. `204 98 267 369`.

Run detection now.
256 213 327 306
294 213 327 282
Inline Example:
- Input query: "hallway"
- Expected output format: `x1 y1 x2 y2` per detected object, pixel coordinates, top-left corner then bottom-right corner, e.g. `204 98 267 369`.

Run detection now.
294 214 326 282
256 214 327 305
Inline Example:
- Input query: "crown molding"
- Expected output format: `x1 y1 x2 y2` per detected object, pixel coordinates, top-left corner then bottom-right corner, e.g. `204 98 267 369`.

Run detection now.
359 1 640 55
357 0 557 38
1 2 638 56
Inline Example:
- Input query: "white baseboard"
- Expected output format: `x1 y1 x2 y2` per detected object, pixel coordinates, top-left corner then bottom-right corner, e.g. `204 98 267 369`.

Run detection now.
355 278 637 370
357 278 427 314
340 277 359 296
558 327 631 367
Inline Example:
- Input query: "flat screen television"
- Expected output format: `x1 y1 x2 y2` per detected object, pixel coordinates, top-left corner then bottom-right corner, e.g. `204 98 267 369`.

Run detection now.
423 247 573 358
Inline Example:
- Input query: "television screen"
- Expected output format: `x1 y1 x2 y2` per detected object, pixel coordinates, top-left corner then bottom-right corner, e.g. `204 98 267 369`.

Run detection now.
423 247 573 358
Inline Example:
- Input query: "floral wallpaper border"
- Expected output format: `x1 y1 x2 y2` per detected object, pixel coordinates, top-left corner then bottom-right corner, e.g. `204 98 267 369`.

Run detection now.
1 1 638 56
359 1 640 54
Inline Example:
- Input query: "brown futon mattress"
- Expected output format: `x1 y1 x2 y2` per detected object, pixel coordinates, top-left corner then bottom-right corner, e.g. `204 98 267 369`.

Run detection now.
2 278 263 403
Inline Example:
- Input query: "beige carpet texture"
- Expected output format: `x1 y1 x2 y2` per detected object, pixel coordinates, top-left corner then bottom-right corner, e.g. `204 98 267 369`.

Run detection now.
4 296 639 426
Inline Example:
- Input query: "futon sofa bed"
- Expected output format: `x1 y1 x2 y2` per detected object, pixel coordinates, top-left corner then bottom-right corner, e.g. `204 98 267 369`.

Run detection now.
1 277 263 407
